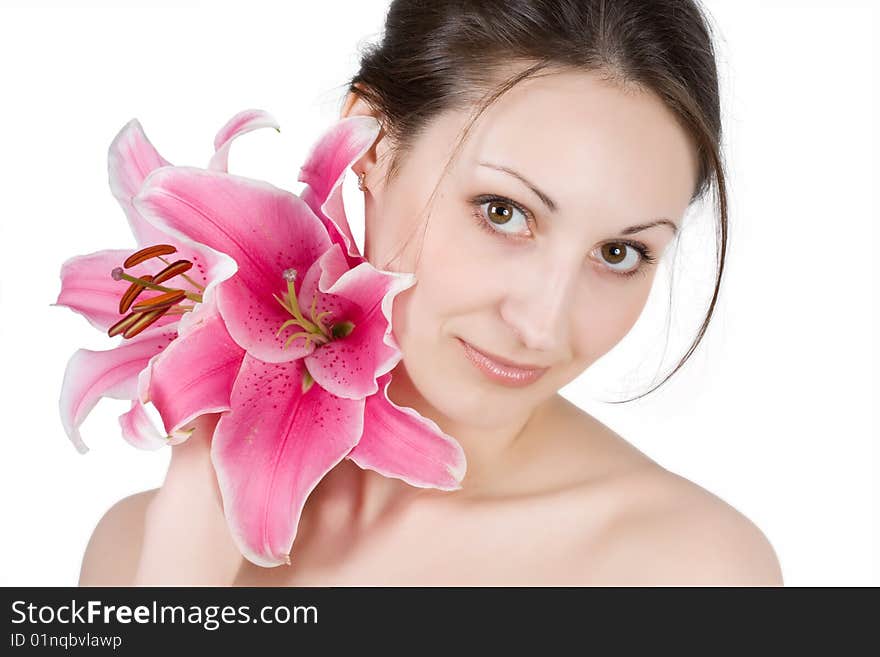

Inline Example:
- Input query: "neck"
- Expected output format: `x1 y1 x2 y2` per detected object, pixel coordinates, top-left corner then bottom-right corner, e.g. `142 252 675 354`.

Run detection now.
303 364 554 537
387 364 545 490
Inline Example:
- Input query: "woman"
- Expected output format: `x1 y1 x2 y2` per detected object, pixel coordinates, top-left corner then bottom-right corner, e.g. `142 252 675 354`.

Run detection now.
79 0 783 586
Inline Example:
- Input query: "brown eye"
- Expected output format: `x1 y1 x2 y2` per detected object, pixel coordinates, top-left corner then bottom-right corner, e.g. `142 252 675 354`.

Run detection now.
476 198 529 236
601 243 627 264
487 201 514 225
597 242 642 273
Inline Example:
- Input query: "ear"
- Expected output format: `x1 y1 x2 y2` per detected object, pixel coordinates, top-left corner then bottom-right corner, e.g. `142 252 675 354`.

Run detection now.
340 85 392 186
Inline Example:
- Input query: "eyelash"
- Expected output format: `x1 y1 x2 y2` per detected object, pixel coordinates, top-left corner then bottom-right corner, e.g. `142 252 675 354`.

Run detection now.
468 194 658 279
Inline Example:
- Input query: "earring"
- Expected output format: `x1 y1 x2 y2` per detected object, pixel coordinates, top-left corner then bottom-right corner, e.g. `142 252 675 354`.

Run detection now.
357 171 367 192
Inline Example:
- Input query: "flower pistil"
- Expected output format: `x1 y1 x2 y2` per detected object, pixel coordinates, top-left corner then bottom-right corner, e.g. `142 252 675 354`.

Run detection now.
272 268 355 351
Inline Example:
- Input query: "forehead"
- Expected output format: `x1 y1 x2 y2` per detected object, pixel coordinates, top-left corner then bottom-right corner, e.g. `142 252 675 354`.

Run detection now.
455 69 699 223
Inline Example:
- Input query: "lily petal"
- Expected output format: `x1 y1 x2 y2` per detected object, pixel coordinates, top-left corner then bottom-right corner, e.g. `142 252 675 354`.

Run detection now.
298 115 381 263
143 303 244 437
60 328 177 454
133 166 332 363
300 244 417 399
107 119 233 308
211 353 365 567
208 109 281 172
108 119 174 247
348 373 466 489
118 400 168 450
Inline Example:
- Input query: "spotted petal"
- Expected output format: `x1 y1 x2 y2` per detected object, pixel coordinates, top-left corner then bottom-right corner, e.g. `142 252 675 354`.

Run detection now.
142 302 245 437
348 373 466 489
211 353 365 567
133 166 333 363
297 242 416 399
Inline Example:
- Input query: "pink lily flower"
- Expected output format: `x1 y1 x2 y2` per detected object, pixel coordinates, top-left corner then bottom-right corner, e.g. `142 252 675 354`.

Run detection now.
133 115 466 567
54 110 279 452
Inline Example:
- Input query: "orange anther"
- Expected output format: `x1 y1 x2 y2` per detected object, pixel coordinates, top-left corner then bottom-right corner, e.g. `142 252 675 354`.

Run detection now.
123 244 177 268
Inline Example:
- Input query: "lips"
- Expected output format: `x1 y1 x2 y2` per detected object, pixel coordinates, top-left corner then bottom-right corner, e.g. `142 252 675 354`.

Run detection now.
457 338 548 387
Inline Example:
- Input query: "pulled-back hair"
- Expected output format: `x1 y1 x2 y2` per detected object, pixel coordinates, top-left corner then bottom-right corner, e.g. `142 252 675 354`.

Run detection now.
347 0 727 401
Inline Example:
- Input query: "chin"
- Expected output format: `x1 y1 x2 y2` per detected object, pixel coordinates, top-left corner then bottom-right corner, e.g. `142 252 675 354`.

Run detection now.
399 338 539 429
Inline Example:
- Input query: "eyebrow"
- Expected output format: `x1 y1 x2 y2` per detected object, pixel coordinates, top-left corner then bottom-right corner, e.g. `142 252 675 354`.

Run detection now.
478 160 679 236
621 219 678 236
479 161 558 213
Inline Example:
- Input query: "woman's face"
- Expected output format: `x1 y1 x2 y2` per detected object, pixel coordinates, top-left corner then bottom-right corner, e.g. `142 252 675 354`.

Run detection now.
353 69 699 429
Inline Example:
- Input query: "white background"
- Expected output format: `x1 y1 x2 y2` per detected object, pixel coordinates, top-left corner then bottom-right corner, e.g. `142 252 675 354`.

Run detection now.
0 0 875 586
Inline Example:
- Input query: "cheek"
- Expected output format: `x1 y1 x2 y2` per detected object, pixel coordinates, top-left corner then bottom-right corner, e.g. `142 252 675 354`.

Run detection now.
364 209 410 270
573 279 654 362
364 172 436 271
415 205 508 301
389 209 505 347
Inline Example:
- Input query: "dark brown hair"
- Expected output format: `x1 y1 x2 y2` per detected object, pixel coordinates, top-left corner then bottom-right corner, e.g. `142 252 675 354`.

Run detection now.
346 0 727 402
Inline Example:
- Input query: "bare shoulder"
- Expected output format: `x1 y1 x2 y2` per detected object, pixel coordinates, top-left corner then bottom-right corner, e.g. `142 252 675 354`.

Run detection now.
545 403 783 586
583 465 784 586
78 488 159 587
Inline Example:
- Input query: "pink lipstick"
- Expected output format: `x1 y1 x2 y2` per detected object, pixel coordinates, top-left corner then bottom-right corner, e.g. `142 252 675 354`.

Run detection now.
457 338 548 387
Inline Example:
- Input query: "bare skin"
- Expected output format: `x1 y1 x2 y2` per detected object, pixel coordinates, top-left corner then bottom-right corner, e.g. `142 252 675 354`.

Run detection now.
79 67 784 586
233 394 783 586
80 395 783 586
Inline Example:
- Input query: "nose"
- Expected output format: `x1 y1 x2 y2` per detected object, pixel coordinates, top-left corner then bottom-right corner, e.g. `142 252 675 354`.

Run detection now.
499 255 577 355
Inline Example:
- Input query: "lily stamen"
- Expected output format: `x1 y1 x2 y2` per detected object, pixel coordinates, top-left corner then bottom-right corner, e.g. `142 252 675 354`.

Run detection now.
109 246 207 340
284 331 326 350
121 307 172 338
119 274 155 314
270 268 358 351
108 311 146 337
272 268 337 350
131 289 187 312
155 255 205 292
164 304 196 315
108 306 173 338
152 259 194 285
111 267 202 303
308 292 334 334
123 244 178 268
